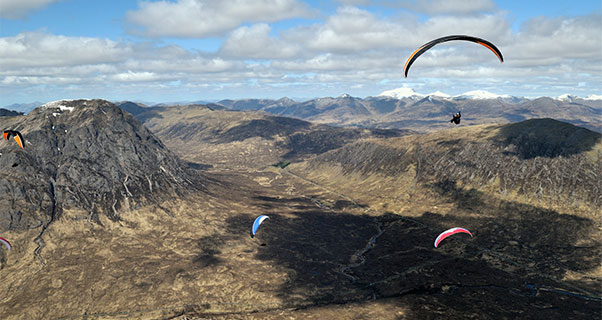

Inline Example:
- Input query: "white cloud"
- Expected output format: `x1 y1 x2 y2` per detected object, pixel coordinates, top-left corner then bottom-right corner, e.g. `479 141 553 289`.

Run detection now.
122 56 242 74
273 52 398 72
1 7 600 104
509 14 602 61
0 31 249 95
289 6 409 53
1 75 83 85
0 31 131 67
284 7 510 55
220 24 300 58
416 14 511 44
126 0 310 38
0 0 61 19
110 71 161 82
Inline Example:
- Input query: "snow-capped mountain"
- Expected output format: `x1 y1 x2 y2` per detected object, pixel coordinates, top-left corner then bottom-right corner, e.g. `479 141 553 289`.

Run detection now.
454 90 512 100
426 91 451 98
553 94 602 101
584 94 602 100
379 88 512 100
379 87 425 99
556 94 578 102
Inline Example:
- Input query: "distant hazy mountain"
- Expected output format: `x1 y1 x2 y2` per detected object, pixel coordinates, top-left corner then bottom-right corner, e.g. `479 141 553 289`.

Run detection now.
152 100 213 107
1 101 43 113
217 97 294 111
9 89 600 134
211 89 601 133
122 103 413 168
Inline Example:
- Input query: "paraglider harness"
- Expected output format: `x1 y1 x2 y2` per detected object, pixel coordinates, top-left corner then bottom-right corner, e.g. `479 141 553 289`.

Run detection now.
450 112 461 125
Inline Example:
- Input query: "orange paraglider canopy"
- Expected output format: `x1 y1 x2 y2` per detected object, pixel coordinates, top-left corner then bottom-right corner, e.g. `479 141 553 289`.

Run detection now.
3 130 24 149
403 35 503 77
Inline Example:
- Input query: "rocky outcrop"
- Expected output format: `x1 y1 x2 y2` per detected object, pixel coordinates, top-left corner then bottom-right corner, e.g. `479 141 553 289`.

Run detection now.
0 99 204 231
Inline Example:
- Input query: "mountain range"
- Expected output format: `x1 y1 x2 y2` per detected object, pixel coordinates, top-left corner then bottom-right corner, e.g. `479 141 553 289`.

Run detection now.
0 98 600 319
122 103 413 169
5 89 601 134
213 90 602 133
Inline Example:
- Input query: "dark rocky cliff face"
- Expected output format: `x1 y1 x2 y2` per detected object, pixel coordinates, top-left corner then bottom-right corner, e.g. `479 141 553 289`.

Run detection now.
0 99 203 231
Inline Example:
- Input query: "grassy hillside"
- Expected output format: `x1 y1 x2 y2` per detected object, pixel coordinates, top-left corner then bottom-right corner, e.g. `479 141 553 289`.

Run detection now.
134 105 412 169
295 119 602 215
1 114 599 319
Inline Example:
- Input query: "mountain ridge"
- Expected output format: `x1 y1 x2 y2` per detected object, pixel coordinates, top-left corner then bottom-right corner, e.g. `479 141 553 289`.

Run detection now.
122 103 414 169
0 99 204 232
294 118 602 215
211 93 602 133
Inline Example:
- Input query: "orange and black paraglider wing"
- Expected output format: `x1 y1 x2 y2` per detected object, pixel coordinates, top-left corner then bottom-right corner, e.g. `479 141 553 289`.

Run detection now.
13 131 24 149
403 35 503 77
3 130 24 148
403 39 442 78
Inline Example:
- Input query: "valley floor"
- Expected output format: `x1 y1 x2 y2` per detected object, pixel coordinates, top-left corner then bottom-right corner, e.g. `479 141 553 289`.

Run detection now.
2 164 599 319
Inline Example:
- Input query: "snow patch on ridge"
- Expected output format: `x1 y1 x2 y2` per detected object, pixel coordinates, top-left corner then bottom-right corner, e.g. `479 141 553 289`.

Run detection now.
556 93 577 101
41 100 75 112
427 91 451 98
456 90 511 99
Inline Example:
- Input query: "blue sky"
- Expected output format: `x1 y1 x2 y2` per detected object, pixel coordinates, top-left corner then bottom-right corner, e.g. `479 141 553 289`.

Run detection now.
1 0 600 105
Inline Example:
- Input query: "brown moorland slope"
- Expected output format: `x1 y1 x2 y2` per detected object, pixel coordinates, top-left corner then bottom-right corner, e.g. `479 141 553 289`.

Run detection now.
0 106 599 319
132 104 413 169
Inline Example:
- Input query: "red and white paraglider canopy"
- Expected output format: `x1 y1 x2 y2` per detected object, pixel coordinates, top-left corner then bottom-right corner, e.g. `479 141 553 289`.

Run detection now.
434 227 472 248
0 236 11 250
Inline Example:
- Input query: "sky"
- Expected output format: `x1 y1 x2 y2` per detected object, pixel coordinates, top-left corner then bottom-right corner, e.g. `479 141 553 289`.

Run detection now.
0 0 601 105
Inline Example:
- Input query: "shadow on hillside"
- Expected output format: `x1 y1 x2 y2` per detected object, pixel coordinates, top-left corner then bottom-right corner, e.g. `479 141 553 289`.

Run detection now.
220 118 311 143
207 187 601 318
424 179 601 278
495 118 601 159
193 235 224 268
186 161 213 170
252 195 319 211
279 128 408 160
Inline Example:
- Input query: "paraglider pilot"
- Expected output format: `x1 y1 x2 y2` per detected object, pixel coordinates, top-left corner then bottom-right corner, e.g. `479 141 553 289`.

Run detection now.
450 112 461 124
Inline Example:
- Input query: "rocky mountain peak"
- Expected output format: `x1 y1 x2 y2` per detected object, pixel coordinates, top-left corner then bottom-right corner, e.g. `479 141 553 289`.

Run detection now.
0 99 203 231
277 97 294 102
